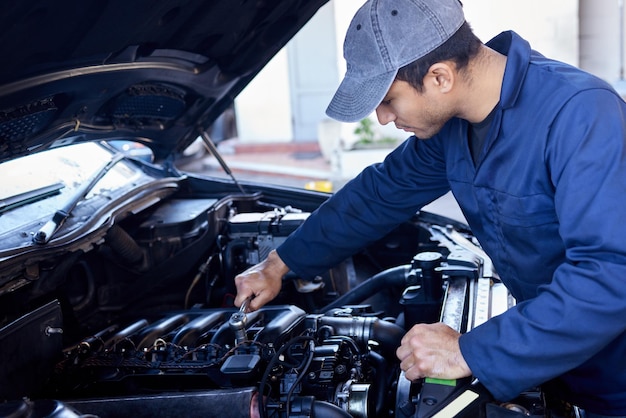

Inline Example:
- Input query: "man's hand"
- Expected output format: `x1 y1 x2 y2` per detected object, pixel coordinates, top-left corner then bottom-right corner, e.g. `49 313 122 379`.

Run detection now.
234 249 289 312
396 322 472 381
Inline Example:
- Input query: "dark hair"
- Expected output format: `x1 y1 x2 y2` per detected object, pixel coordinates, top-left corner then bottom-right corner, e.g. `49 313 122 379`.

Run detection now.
396 21 482 91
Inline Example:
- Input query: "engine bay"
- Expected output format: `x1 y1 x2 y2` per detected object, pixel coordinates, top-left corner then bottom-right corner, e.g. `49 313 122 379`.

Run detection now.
0 193 554 417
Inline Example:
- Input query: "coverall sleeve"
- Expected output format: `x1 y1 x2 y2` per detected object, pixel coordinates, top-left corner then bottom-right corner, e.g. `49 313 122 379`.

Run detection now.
459 89 626 401
277 135 450 279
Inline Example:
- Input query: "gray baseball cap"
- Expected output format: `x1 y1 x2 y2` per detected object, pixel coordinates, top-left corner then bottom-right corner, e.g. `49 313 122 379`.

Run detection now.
326 0 465 122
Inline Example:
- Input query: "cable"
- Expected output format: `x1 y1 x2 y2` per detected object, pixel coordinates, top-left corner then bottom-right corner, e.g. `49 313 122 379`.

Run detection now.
285 340 315 417
258 334 315 418
184 255 214 308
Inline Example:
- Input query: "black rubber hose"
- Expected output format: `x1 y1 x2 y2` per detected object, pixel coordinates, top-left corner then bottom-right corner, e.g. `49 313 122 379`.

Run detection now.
312 401 352 417
106 225 143 265
369 350 389 416
222 238 247 283
317 315 405 359
320 265 410 312
370 318 405 359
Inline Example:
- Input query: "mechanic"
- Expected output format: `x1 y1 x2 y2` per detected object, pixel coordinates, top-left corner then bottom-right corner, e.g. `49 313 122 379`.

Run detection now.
234 0 626 416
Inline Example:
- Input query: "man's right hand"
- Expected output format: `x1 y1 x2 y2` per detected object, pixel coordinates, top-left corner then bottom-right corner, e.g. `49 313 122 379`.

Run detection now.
234 249 289 312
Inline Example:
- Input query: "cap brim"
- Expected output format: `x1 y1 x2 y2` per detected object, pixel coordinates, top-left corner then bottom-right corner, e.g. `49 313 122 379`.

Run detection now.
325 70 397 123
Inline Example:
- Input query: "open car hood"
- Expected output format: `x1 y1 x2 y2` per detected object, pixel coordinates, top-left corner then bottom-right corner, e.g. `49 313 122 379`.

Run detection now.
0 0 329 164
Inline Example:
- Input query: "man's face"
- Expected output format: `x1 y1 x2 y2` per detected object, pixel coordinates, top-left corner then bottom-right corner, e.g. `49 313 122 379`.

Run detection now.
375 79 454 139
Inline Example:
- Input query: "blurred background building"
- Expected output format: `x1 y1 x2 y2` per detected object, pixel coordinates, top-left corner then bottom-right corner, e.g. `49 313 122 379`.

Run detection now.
198 0 625 198
234 0 626 146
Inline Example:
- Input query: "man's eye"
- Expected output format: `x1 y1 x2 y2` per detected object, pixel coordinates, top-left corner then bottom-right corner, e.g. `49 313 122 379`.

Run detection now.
381 99 391 105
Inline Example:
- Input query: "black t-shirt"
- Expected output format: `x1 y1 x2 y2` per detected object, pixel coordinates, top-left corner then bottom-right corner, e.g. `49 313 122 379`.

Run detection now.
469 105 497 164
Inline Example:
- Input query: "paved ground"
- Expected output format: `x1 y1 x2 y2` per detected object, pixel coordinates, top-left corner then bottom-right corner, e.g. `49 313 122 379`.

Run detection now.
179 139 466 223
180 139 332 188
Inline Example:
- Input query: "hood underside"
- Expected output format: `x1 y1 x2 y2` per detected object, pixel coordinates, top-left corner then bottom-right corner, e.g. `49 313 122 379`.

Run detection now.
0 0 329 163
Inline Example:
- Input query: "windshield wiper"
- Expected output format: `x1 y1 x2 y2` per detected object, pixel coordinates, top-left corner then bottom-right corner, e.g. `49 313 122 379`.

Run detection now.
0 182 65 215
33 153 125 245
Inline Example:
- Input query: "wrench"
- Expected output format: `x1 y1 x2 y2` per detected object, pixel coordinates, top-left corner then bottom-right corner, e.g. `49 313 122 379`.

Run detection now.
229 296 252 345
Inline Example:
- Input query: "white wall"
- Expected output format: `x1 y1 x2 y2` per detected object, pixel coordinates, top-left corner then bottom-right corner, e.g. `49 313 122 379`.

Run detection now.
288 3 341 141
580 0 625 87
463 0 579 66
234 49 293 143
236 1 360 144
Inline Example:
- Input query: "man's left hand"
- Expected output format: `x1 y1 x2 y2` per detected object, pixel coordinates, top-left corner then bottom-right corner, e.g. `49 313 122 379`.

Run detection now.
396 322 472 381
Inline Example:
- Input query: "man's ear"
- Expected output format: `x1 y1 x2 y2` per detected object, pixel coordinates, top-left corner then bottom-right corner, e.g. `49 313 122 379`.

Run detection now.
427 62 455 93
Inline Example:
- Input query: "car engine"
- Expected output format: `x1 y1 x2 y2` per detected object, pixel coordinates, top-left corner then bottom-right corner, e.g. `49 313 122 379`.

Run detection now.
0 193 551 417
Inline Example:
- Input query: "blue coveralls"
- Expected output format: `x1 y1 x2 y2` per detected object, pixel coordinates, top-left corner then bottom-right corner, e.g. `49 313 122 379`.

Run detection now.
277 31 626 414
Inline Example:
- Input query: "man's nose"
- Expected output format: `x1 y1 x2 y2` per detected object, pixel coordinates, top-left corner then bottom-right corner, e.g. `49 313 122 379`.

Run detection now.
375 106 395 125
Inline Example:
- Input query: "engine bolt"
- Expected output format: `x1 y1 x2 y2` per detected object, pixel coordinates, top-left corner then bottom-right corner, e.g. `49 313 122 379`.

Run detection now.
45 326 63 336
308 372 316 381
423 397 437 406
